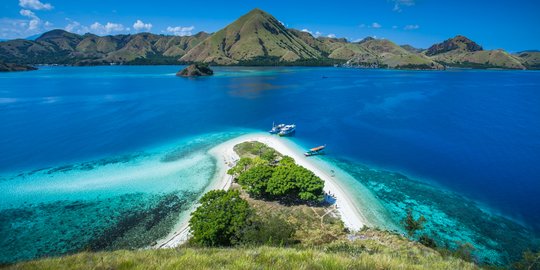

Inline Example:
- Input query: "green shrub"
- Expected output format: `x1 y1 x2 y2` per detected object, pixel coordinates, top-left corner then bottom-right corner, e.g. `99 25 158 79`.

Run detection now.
237 165 274 197
189 190 253 246
240 215 296 246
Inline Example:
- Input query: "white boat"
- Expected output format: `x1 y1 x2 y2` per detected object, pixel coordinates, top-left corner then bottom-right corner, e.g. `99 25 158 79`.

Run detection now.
278 124 296 137
269 122 285 134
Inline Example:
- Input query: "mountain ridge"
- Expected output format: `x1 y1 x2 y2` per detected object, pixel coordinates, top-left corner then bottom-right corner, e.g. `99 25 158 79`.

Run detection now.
0 9 537 69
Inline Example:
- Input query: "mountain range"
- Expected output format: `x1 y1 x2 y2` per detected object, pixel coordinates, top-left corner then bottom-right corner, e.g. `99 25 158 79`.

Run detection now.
1 8 538 70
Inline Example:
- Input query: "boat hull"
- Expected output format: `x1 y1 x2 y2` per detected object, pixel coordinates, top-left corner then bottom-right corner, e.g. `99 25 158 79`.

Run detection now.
278 130 295 137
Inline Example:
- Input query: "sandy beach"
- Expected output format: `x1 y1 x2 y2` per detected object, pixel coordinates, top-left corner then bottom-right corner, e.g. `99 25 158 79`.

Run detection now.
155 133 368 248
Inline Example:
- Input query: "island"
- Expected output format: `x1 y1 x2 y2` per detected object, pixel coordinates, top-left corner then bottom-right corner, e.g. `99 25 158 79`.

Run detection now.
11 134 527 270
176 63 214 77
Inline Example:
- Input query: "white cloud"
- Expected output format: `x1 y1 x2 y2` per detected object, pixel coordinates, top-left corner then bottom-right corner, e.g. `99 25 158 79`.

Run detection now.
64 19 89 34
0 17 43 38
371 22 382 29
392 0 415 12
327 33 336 38
90 22 125 35
300 29 322 37
133 19 152 32
404 24 420 30
19 9 40 30
166 25 194 36
19 9 37 19
28 19 40 30
19 0 53 10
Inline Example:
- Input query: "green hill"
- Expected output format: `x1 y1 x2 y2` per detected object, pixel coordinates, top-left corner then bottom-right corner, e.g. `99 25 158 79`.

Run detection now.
350 39 444 69
426 35 526 69
516 51 540 69
0 30 209 65
0 12 534 69
288 31 443 69
180 8 322 65
3 233 481 270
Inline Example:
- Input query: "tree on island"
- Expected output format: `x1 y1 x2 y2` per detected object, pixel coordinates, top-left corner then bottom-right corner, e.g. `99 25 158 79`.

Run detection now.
229 155 325 204
189 190 253 246
238 164 274 198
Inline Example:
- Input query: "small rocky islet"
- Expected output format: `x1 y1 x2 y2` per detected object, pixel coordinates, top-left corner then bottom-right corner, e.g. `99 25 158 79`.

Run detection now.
176 63 214 77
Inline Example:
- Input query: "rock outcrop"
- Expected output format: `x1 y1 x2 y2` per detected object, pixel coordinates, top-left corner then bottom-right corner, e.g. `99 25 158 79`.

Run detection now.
176 63 214 77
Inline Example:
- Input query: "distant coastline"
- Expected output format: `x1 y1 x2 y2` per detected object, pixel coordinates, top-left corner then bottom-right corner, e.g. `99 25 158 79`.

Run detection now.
1 9 538 70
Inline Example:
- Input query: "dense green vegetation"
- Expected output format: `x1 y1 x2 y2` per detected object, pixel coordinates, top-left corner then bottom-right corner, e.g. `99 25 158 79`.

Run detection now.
189 190 253 246
228 142 325 203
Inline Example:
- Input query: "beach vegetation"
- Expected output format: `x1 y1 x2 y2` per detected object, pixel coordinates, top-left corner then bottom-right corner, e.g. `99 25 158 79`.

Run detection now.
227 157 253 175
189 190 253 246
228 149 325 204
237 164 274 198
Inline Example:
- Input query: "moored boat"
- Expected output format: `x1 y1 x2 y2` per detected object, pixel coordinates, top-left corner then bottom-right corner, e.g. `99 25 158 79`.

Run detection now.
269 122 285 134
305 145 326 156
278 124 296 137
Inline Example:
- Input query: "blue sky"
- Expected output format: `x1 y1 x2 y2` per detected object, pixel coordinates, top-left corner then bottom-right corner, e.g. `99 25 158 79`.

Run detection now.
1 0 539 51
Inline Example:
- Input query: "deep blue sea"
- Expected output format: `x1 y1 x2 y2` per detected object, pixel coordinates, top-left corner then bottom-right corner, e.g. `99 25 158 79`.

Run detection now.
1 66 539 264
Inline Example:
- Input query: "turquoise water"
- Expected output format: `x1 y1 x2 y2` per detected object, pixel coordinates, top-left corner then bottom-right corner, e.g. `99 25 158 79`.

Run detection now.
1 66 539 265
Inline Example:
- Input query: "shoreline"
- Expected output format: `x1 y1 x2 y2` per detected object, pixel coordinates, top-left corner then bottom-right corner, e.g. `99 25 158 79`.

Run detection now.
154 133 369 248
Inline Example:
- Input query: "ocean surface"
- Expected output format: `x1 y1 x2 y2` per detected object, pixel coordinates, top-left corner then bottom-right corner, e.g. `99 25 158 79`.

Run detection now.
1 66 539 265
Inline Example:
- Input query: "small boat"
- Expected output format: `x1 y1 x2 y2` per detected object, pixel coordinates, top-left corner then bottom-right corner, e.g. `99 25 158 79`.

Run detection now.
269 122 285 134
305 145 326 156
278 124 296 137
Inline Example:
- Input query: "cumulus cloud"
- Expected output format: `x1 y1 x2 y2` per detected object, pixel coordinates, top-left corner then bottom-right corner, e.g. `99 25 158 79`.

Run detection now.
371 22 382 29
19 9 37 19
327 33 336 38
392 0 415 12
300 29 323 37
166 25 194 36
19 0 53 10
133 19 152 32
404 24 420 30
19 9 41 30
64 19 89 34
90 22 125 35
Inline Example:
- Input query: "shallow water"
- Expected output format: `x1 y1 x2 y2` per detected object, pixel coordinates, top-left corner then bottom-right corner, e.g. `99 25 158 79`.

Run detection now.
1 66 539 264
